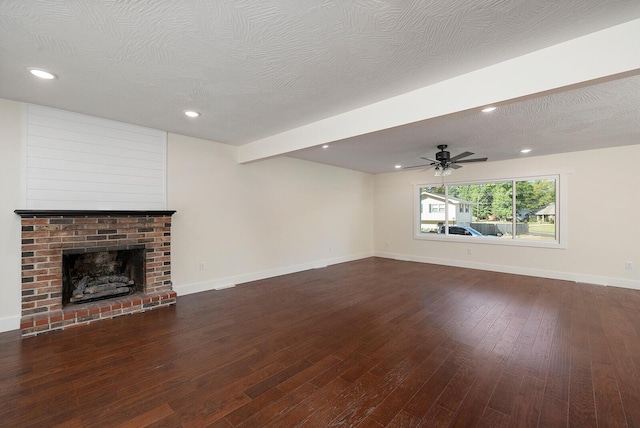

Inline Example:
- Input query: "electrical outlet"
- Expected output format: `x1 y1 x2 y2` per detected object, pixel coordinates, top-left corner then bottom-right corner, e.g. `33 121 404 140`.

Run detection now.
625 261 633 270
467 248 472 255
199 262 206 271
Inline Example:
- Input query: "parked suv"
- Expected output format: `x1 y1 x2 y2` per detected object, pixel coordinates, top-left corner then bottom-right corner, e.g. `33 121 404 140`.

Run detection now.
438 225 484 236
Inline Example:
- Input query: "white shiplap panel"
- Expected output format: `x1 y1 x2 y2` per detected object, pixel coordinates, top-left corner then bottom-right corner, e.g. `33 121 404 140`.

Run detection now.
27 158 164 178
26 105 167 210
28 199 166 210
27 167 163 186
27 132 166 160
27 178 164 196
27 189 164 203
28 145 164 171
28 104 164 141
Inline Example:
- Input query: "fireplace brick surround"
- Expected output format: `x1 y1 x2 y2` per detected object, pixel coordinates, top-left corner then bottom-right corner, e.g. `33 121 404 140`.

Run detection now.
16 210 177 338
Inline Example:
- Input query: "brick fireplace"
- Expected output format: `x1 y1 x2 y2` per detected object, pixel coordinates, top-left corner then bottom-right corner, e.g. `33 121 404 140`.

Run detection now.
16 210 177 338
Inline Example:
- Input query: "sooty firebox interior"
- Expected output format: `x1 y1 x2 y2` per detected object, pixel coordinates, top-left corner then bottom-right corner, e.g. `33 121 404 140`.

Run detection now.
62 246 145 306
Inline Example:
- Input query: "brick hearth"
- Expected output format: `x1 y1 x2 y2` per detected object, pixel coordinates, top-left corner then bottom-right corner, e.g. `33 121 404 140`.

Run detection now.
15 210 177 338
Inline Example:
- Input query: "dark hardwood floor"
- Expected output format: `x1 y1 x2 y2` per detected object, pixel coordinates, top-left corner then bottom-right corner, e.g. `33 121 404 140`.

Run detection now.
2 257 640 427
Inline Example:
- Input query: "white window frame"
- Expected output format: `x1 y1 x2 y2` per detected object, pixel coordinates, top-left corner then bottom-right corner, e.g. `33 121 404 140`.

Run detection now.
414 174 567 249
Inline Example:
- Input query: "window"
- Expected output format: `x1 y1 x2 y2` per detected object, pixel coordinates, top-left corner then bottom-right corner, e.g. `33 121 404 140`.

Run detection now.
416 176 561 247
515 179 556 241
429 203 445 213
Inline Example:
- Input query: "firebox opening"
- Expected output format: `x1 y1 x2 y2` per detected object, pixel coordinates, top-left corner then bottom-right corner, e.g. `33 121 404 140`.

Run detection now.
62 246 145 306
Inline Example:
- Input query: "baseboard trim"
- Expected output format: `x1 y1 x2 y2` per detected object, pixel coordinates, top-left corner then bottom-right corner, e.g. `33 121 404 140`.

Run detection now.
374 251 640 290
174 252 373 296
0 315 20 333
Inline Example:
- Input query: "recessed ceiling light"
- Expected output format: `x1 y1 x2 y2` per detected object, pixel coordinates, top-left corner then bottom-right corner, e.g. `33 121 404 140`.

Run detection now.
322 144 329 149
482 106 497 113
520 148 532 154
394 165 402 169
183 110 200 118
28 67 57 80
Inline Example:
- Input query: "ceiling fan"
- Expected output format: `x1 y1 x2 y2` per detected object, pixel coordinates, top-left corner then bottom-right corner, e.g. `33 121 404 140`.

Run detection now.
404 144 488 175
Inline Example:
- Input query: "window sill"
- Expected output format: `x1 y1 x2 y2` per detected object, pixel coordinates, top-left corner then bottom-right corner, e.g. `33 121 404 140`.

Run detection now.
414 233 566 249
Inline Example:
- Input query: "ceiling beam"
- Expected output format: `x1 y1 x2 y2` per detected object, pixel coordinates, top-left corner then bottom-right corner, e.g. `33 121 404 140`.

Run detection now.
237 18 640 164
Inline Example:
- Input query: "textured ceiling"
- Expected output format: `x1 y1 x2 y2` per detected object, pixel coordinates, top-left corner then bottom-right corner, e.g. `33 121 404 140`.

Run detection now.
1 0 640 172
289 73 640 173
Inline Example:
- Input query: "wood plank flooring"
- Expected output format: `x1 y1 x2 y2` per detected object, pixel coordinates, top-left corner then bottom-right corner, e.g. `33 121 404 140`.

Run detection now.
2 257 640 427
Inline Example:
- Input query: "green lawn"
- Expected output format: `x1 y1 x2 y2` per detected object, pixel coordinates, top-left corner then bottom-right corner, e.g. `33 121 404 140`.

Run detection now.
528 223 555 234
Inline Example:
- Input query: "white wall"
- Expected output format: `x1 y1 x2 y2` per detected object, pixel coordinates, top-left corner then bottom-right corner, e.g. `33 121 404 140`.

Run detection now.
374 145 640 289
166 133 374 295
0 99 374 332
0 99 23 331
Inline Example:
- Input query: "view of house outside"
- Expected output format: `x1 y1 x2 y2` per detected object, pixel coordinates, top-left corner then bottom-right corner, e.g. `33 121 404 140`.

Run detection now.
419 178 557 241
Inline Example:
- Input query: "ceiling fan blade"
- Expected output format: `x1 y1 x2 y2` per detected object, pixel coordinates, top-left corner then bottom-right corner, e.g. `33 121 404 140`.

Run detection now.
403 164 432 170
450 163 463 169
419 157 438 163
449 151 474 162
455 157 488 163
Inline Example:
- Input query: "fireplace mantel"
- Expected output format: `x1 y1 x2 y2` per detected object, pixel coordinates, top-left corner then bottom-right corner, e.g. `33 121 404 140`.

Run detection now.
17 210 177 337
15 209 176 217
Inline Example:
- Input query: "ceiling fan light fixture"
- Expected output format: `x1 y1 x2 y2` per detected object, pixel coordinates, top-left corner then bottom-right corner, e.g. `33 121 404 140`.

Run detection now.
411 145 486 176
